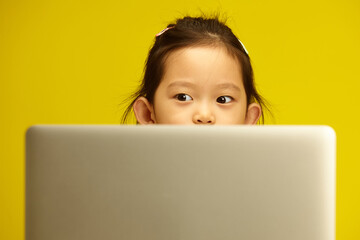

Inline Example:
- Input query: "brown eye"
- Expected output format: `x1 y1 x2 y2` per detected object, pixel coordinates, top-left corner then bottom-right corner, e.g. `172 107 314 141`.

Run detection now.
175 94 193 101
217 96 233 104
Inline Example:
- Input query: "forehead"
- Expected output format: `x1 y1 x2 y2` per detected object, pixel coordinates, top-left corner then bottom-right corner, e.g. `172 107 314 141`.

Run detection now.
162 46 243 87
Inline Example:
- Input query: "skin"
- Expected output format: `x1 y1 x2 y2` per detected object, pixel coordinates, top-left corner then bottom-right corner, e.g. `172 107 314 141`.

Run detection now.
133 46 261 125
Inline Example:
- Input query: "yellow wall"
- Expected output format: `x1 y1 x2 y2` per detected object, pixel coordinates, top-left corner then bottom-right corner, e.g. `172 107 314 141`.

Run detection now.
1 0 359 239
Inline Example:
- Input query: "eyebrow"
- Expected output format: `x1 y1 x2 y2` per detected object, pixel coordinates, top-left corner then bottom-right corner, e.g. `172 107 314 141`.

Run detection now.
167 81 196 89
166 81 241 92
216 83 241 92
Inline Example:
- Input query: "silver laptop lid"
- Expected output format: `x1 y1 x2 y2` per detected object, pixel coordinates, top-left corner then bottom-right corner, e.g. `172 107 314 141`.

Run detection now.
26 125 336 240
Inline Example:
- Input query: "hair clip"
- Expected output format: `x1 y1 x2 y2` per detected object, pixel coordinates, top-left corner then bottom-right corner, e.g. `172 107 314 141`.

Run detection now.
155 26 175 37
238 39 249 55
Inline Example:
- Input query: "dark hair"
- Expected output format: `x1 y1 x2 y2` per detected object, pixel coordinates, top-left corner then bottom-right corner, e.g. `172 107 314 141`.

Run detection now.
122 16 269 124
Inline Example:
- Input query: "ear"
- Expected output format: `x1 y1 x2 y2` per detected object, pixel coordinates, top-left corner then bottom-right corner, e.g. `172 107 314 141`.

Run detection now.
245 103 262 125
133 97 156 124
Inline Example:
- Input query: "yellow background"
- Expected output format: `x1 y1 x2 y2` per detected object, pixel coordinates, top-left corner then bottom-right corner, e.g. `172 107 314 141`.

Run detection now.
1 0 359 239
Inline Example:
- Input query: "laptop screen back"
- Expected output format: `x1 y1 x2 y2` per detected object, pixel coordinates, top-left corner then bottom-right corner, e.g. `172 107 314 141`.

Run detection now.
26 125 336 240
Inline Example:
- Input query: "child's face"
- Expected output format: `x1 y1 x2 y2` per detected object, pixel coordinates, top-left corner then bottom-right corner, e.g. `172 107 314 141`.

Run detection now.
134 46 261 125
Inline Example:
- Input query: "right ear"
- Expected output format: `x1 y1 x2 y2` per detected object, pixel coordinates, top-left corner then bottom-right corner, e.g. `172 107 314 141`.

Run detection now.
133 97 156 124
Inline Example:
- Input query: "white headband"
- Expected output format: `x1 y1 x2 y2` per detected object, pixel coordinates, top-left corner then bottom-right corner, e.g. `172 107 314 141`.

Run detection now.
156 26 249 55
238 39 249 55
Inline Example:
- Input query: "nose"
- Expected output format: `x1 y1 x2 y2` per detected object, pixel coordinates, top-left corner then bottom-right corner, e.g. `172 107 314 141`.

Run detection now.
192 105 216 124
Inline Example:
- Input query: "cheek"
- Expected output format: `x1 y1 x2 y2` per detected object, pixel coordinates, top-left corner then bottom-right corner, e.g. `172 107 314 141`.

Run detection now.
234 96 248 124
152 92 187 124
217 110 246 124
154 103 193 124
216 102 247 124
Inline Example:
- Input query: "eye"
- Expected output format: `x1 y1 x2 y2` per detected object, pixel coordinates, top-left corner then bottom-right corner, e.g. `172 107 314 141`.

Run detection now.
175 93 193 101
216 96 233 104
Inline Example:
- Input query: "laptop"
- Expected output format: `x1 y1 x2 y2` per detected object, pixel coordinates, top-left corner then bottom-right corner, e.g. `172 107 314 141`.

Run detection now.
26 125 336 240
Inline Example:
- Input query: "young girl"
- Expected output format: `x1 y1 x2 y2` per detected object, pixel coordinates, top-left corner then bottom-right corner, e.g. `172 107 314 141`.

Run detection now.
122 16 268 125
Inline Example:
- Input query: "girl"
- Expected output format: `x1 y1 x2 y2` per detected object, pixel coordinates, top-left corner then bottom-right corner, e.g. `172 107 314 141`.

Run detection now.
122 16 268 125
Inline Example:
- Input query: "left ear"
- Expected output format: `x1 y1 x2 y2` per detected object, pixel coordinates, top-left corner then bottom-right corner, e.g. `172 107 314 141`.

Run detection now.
245 103 262 125
133 96 156 124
